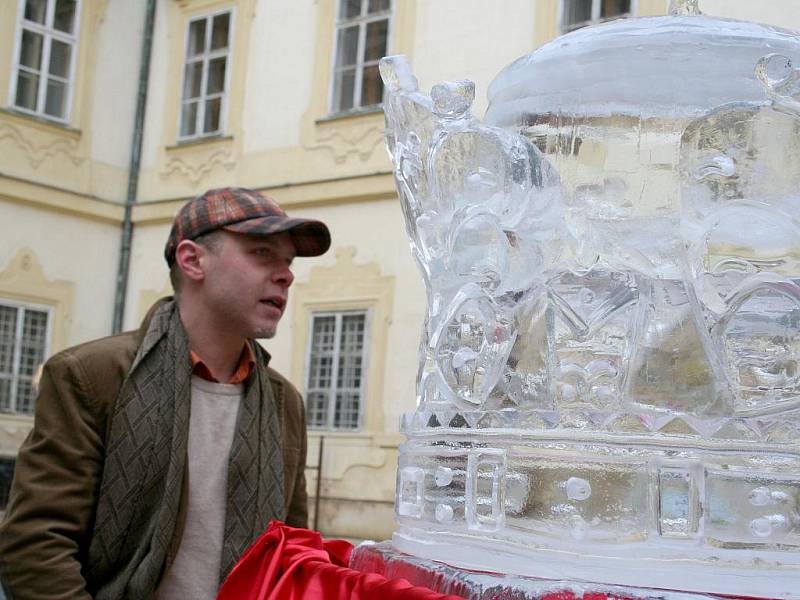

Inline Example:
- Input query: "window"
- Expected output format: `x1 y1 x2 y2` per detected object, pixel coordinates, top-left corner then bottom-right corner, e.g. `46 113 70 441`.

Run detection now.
10 0 80 122
306 311 368 430
0 458 15 512
331 0 392 113
562 0 631 32
0 300 51 416
179 9 232 139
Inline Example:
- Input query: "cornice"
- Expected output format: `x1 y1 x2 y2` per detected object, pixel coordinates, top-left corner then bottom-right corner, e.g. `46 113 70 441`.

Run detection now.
131 171 396 225
0 174 124 224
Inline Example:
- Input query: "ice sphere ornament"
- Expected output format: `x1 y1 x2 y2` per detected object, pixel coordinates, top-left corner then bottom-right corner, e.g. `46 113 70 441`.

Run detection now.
382 3 800 598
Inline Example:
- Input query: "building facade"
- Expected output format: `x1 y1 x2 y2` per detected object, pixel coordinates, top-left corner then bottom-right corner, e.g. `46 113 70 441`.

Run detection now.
1 0 798 538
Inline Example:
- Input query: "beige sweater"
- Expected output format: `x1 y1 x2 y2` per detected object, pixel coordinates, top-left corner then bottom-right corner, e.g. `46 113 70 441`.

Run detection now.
155 376 243 600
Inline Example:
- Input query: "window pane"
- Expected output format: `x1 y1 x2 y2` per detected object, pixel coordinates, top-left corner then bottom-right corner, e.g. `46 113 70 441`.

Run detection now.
339 0 361 19
360 64 383 106
0 379 11 413
182 61 203 100
333 68 355 112
307 312 367 430
338 315 365 390
203 97 221 133
306 391 329 428
54 0 78 33
0 306 17 374
44 78 66 117
601 0 630 17
15 71 40 111
310 356 333 388
0 458 14 510
21 310 47 374
24 0 47 24
187 19 207 56
364 19 387 62
564 0 592 26
20 30 44 70
335 25 359 68
49 39 71 77
16 380 34 415
337 354 362 389
367 0 390 14
340 314 365 352
180 101 198 137
206 57 226 94
19 343 38 378
334 391 360 429
312 316 336 351
211 13 230 50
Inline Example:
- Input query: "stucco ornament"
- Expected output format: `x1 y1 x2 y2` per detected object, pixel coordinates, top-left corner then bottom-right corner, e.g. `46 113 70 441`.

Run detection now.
381 2 800 596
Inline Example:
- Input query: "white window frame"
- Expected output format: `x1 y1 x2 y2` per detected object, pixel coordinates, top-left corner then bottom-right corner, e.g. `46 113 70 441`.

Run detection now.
329 0 393 114
9 0 82 123
0 299 53 416
304 309 371 431
177 7 235 141
559 0 636 33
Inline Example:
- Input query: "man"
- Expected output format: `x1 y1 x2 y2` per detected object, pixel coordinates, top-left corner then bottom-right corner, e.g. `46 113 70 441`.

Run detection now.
0 188 330 600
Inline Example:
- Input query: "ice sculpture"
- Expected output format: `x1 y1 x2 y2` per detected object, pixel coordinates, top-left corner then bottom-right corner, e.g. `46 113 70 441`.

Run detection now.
381 2 800 597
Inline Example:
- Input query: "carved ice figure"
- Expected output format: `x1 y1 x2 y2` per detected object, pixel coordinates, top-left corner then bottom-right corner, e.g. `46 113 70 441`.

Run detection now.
382 3 800 597
380 56 566 411
680 53 800 417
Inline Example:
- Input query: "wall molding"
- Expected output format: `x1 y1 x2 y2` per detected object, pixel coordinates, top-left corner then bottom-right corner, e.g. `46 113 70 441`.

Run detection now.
0 122 85 169
0 175 124 224
160 147 237 184
291 246 395 434
305 120 386 164
0 248 75 357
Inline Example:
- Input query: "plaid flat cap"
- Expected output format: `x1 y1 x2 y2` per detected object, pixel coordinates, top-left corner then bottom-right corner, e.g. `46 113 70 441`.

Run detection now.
164 187 331 265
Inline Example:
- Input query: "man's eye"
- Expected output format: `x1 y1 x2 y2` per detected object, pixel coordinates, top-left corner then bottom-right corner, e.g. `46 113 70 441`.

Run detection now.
255 248 272 256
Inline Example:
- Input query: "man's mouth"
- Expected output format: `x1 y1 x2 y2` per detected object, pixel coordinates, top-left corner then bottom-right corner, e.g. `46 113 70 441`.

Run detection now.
261 297 285 311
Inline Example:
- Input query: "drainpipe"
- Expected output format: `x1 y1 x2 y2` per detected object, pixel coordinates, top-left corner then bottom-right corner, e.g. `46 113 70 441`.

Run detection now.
112 0 157 333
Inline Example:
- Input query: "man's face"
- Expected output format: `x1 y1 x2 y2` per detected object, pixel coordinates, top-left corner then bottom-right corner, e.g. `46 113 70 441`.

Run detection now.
200 230 296 339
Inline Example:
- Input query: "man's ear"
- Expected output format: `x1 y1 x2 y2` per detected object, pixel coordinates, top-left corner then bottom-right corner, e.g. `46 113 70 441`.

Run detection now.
175 240 206 283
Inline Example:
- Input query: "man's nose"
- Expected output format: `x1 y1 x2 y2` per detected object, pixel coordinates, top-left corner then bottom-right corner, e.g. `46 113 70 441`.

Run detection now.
273 263 294 287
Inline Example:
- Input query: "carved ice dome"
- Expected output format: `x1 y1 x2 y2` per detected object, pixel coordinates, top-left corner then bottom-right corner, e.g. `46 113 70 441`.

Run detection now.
486 15 800 121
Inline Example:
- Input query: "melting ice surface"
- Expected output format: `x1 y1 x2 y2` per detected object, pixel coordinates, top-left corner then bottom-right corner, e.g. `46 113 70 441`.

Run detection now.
381 2 800 597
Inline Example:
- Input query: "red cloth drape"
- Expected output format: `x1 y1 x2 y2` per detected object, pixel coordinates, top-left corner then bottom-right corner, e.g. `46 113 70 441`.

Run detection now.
216 521 463 600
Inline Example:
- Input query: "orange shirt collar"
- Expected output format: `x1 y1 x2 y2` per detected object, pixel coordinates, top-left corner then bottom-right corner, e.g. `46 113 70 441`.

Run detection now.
190 342 256 385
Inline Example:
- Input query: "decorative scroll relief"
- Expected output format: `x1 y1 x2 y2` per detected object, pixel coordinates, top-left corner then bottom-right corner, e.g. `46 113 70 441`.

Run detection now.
0 123 84 169
306 122 385 165
160 147 236 184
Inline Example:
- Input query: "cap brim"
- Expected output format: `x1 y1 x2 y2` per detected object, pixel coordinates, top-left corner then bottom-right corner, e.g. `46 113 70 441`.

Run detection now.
223 216 331 257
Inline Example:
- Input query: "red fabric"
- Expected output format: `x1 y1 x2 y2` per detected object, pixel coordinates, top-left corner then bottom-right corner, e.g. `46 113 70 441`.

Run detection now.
216 521 463 600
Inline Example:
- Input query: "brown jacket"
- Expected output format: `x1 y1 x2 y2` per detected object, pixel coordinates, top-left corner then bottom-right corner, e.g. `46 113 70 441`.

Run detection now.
0 306 308 600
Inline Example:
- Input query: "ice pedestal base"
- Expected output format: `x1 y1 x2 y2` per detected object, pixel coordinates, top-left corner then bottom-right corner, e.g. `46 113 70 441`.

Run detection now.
350 540 783 600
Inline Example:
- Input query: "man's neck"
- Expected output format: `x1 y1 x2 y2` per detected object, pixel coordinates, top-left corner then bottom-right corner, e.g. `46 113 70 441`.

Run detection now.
177 300 246 383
